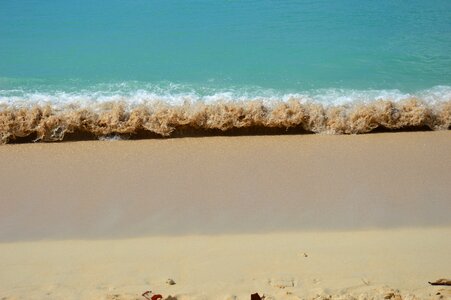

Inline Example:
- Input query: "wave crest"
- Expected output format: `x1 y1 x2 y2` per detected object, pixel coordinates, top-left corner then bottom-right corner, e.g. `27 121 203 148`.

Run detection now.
1 98 450 143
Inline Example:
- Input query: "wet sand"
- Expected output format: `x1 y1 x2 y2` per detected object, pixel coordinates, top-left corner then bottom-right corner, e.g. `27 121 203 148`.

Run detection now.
0 131 450 299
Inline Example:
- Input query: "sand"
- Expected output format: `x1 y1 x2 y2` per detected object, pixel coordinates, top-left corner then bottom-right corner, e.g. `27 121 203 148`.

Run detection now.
1 229 450 300
0 131 450 299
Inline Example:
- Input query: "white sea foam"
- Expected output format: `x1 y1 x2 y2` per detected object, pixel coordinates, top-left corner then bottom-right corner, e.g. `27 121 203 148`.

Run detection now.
1 85 450 110
1 84 450 143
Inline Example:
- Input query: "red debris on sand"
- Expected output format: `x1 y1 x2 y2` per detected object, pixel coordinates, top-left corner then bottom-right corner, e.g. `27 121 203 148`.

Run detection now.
142 291 163 300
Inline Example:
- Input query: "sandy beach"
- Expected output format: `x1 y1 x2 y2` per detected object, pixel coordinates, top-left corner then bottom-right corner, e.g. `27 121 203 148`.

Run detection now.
2 0 451 298
1 131 450 299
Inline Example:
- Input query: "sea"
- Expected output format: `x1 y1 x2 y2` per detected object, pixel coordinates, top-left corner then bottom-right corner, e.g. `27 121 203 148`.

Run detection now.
0 0 450 142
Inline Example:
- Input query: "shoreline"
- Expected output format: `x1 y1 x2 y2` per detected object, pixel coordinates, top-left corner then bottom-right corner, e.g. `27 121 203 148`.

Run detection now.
1 99 450 144
4 125 443 145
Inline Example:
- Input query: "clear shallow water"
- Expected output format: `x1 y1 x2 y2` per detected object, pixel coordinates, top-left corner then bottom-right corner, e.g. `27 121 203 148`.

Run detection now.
0 1 450 142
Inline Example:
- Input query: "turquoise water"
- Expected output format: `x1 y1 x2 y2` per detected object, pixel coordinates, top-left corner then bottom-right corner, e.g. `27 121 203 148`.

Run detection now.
0 0 450 102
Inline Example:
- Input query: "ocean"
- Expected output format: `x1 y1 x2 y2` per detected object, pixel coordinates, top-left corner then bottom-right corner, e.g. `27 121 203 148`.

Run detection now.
0 0 450 142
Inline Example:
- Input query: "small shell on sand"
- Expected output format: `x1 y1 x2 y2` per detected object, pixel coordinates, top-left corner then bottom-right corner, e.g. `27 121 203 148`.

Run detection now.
166 279 176 285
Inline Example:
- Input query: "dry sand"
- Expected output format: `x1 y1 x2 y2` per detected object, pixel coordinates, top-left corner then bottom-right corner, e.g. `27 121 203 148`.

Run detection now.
0 131 450 299
1 229 450 300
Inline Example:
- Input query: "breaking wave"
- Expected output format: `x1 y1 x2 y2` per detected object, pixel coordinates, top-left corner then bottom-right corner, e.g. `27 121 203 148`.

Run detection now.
0 85 450 144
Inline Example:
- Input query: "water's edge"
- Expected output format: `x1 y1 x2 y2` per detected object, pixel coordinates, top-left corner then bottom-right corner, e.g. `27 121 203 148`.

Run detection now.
1 98 450 144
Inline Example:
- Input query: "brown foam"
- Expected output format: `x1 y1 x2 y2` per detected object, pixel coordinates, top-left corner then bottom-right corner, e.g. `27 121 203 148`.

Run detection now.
1 98 450 143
